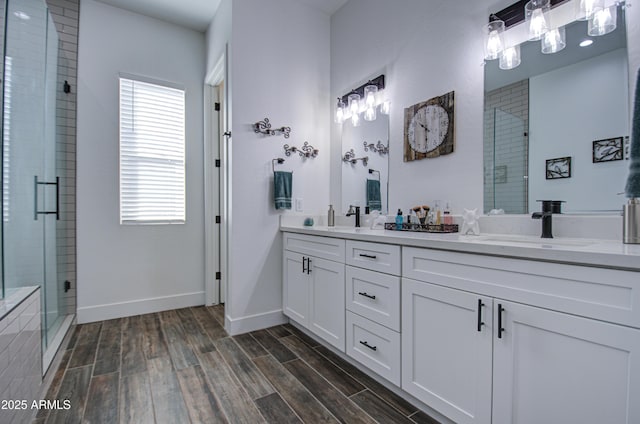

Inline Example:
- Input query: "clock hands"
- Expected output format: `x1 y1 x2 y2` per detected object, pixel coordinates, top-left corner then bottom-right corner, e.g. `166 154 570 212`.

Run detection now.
418 121 430 132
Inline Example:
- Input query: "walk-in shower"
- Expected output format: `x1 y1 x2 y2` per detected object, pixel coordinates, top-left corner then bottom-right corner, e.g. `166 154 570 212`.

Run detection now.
1 0 74 372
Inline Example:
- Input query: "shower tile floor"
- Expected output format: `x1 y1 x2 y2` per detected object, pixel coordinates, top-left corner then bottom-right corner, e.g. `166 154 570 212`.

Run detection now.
34 305 439 424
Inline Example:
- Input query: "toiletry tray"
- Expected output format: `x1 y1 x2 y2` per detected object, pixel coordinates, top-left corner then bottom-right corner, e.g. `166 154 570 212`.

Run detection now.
384 223 459 233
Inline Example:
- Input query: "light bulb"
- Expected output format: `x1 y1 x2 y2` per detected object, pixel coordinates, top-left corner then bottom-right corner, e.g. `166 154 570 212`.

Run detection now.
499 45 521 70
525 0 550 41
484 20 505 60
588 5 616 36
363 84 378 108
351 111 360 127
335 98 345 124
348 93 360 116
576 0 603 21
364 106 376 122
541 27 566 54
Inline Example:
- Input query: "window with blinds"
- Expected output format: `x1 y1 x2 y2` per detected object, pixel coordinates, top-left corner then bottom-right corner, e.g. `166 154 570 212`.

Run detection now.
119 76 185 224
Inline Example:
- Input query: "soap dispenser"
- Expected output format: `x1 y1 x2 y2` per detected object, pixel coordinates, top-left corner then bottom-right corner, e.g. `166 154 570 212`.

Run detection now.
396 209 404 230
328 205 335 227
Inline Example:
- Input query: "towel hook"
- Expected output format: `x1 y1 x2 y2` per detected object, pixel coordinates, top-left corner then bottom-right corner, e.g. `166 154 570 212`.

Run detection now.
272 158 286 173
368 169 380 180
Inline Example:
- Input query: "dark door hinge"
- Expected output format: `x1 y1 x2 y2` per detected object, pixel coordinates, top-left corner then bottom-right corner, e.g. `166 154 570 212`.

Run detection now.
215 272 221 280
215 159 221 168
215 216 221 224
223 131 231 138
64 280 71 292
214 102 220 111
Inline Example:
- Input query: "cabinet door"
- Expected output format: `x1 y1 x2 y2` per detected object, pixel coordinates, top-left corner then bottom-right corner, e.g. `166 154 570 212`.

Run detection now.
402 278 493 424
493 301 640 424
308 256 345 351
283 251 309 326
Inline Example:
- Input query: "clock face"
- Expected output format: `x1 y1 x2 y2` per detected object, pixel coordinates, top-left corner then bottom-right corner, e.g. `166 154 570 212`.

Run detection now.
407 104 449 153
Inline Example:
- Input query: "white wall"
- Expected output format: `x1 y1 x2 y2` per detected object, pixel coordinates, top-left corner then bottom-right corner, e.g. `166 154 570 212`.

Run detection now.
76 0 206 323
529 49 629 212
220 0 330 334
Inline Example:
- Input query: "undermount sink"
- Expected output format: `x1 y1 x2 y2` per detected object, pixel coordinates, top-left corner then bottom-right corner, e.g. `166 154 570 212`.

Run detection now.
473 234 594 247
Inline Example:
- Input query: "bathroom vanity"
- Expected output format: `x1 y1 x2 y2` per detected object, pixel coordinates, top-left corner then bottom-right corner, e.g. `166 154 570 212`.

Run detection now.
281 224 640 424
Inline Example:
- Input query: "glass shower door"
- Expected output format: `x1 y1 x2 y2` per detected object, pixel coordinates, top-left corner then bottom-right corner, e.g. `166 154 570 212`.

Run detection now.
2 0 60 352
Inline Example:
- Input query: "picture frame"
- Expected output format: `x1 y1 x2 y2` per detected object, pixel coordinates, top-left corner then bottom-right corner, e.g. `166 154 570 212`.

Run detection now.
592 137 623 163
403 91 455 162
546 157 571 180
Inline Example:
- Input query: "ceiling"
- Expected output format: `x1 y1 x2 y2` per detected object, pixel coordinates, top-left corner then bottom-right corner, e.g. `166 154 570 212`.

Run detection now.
95 0 348 32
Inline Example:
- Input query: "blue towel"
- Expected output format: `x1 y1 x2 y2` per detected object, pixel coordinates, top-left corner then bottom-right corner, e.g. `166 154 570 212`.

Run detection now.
274 171 292 210
366 179 381 211
626 69 640 198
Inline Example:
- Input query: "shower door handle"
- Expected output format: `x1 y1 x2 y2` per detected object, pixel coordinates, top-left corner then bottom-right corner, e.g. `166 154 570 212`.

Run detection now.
34 176 60 220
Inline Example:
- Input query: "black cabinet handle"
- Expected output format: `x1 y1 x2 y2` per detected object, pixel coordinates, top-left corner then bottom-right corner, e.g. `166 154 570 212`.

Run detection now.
358 292 376 300
498 304 505 339
307 258 312 274
477 299 485 332
302 257 306 274
359 340 377 351
359 253 377 259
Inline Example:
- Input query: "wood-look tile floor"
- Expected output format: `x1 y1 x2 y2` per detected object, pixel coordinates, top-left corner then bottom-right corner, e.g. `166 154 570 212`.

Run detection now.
34 305 439 424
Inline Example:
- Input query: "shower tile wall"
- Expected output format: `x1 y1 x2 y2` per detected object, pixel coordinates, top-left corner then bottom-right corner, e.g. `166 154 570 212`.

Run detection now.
46 0 78 317
484 80 529 214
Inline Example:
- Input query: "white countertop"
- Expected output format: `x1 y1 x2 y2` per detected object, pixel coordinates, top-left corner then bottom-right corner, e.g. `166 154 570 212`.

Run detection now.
280 224 640 271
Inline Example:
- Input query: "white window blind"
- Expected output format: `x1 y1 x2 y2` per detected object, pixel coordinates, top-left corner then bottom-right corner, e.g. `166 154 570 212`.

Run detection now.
119 77 185 224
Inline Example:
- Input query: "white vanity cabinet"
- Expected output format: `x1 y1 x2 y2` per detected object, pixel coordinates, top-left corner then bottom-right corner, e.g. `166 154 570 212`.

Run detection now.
345 240 402 385
402 246 640 424
283 233 346 351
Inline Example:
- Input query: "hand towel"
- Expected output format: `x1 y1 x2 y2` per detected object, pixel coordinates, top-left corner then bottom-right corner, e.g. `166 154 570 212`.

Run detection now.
625 68 640 198
366 178 382 211
274 171 292 210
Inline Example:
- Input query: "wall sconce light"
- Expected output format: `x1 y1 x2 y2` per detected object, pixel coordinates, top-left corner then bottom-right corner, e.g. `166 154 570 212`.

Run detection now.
336 75 386 125
525 0 551 41
588 4 617 36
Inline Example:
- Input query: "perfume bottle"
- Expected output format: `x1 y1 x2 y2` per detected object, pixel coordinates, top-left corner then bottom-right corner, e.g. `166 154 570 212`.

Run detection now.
395 209 403 230
443 202 453 225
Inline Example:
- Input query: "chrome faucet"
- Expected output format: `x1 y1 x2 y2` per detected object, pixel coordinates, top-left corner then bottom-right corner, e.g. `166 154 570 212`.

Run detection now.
346 205 361 228
532 200 564 239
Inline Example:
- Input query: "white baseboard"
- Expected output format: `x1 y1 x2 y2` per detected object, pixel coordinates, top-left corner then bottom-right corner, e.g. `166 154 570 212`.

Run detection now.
77 291 205 323
226 309 288 336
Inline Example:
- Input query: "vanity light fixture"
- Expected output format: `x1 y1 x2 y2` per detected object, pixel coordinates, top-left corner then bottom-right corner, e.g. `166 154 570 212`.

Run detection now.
336 75 386 125
588 4 616 36
525 0 551 41
541 26 566 54
485 19 505 60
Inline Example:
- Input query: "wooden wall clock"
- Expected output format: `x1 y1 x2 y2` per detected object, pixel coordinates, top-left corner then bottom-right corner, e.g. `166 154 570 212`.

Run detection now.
404 91 455 162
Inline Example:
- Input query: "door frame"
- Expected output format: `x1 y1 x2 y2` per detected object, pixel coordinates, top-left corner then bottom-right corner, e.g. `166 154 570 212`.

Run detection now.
204 47 229 307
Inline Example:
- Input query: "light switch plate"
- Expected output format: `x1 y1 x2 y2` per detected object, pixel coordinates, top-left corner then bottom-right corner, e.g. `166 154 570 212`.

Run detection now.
295 198 303 212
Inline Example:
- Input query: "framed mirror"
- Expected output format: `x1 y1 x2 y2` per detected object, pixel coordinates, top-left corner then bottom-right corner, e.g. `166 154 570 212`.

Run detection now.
483 7 629 214
341 113 389 214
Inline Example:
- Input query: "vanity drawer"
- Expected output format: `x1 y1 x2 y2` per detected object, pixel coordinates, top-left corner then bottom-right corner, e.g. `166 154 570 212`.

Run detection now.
345 240 400 275
346 266 400 331
403 246 640 328
346 311 400 386
283 232 345 263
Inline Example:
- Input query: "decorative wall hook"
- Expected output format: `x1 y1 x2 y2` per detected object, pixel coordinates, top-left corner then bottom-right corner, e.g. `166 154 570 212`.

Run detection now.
342 149 369 166
284 142 319 158
254 118 291 139
363 140 389 155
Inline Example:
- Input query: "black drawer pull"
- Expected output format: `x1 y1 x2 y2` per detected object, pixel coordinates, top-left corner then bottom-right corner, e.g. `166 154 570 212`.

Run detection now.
498 304 505 339
359 340 377 351
359 253 377 259
358 292 376 300
307 258 312 274
477 299 485 332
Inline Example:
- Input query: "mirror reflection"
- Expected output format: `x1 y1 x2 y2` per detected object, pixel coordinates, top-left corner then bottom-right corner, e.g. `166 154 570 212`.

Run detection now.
483 8 628 214
341 114 389 214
